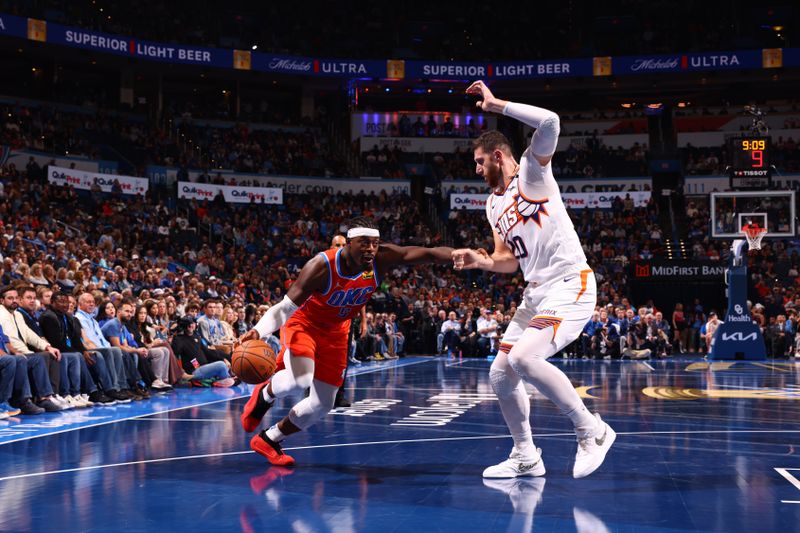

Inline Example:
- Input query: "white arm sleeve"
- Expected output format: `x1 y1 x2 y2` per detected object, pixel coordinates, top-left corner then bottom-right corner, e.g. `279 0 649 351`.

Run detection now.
253 295 300 338
502 102 560 158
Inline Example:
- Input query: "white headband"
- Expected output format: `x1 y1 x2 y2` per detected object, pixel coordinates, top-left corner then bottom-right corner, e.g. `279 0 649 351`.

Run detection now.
347 228 380 239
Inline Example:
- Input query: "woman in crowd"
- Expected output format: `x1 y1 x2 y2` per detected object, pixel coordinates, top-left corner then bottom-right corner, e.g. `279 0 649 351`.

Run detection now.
127 304 174 390
96 299 117 326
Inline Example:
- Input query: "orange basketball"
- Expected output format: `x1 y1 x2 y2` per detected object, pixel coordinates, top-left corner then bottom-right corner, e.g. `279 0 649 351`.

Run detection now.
231 340 277 384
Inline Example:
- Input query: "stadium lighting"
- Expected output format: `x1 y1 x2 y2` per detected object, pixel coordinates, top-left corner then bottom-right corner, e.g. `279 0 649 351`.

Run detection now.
251 45 258 50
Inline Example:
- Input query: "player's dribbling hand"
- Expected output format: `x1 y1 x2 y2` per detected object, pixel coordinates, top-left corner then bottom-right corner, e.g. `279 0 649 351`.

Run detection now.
237 329 259 345
452 248 488 270
466 80 496 111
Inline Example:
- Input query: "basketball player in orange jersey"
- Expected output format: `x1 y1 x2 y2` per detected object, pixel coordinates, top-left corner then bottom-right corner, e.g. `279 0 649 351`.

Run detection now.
239 217 454 466
452 80 615 479
329 233 364 408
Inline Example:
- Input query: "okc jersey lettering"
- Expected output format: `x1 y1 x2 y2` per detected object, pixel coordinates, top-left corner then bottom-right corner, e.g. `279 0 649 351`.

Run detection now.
326 287 375 307
286 247 380 332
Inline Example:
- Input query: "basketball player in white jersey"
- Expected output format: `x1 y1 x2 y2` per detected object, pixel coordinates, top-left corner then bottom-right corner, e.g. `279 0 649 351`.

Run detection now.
452 80 615 479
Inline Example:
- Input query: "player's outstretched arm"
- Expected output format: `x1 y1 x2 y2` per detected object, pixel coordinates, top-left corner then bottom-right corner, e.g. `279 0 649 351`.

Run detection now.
376 243 455 267
467 80 560 165
241 255 328 342
452 229 519 274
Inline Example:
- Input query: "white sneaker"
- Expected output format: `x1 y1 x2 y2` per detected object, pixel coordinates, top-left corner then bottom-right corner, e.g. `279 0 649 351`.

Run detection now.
0 411 8 420
54 395 73 410
573 413 616 479
69 395 90 409
80 394 95 407
64 395 79 409
482 448 546 478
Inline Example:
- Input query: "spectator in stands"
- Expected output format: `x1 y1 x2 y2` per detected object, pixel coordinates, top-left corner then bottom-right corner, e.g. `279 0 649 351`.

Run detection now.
16 285 87 408
171 316 233 386
0 321 45 415
441 311 462 357
197 300 233 357
101 301 154 398
704 312 722 352
643 313 670 358
0 286 64 411
40 291 116 406
476 308 498 356
768 314 790 359
672 303 688 354
75 292 134 402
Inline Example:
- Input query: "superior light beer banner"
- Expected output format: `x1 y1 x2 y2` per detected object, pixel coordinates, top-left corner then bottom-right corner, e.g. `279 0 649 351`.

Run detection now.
2 12 798 78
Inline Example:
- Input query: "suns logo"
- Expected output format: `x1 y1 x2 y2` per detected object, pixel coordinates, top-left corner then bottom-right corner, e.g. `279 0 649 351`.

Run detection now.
495 195 550 239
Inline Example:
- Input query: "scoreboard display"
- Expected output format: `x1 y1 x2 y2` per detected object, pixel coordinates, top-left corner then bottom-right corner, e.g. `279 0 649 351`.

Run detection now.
728 137 772 189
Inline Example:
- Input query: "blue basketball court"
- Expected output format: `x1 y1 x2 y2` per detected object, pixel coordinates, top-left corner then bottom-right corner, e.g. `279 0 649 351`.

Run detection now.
0 356 798 532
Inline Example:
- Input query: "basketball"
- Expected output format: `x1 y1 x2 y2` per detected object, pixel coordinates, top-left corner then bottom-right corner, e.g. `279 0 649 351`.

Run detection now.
231 340 277 384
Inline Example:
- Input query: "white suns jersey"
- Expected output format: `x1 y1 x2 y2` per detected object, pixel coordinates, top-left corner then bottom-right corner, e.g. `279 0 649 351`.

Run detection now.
486 147 589 285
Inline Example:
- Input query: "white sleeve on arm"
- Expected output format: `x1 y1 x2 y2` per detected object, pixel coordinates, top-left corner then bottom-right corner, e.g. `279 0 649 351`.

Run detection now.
503 102 560 158
253 296 300 338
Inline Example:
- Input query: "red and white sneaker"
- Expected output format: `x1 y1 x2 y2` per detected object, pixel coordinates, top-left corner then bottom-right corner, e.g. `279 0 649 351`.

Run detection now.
250 431 295 467
240 382 273 433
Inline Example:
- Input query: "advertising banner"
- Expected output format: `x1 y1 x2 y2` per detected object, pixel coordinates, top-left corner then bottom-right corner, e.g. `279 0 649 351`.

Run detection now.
449 194 487 210
613 50 762 75
1 13 797 80
177 182 283 204
632 261 725 280
0 13 26 38
490 58 593 79
48 165 148 195
450 191 650 210
46 22 232 67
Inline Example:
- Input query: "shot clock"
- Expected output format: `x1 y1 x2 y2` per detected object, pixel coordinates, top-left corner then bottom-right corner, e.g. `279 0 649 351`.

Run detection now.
729 137 772 189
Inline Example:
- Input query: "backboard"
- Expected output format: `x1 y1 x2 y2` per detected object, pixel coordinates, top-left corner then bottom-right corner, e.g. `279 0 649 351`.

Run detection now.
710 190 795 239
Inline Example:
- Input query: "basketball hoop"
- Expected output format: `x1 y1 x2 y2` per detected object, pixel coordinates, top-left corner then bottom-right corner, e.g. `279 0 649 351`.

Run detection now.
741 224 767 251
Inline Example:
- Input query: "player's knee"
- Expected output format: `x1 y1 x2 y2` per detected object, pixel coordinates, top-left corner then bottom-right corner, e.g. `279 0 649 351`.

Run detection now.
288 397 327 429
489 367 516 398
294 371 314 391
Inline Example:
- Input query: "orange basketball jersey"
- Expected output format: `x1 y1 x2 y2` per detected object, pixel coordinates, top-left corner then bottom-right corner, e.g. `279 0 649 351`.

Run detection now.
286 247 379 334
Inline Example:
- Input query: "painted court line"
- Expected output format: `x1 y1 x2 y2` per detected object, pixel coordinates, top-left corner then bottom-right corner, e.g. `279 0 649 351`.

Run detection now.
775 468 800 491
0 395 247 447
3 428 800 483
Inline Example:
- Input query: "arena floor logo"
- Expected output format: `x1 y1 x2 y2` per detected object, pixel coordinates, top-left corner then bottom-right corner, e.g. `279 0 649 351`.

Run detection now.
579 384 800 401
390 392 497 426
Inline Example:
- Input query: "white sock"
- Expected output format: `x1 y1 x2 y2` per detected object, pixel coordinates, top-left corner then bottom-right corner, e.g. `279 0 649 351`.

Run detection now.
261 384 275 403
566 405 598 437
266 424 285 443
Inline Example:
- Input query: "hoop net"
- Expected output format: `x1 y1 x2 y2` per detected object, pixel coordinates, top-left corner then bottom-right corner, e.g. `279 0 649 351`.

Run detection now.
741 224 767 251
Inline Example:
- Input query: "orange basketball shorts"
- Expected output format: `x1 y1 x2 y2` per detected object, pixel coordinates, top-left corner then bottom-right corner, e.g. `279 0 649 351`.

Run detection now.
275 322 349 387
